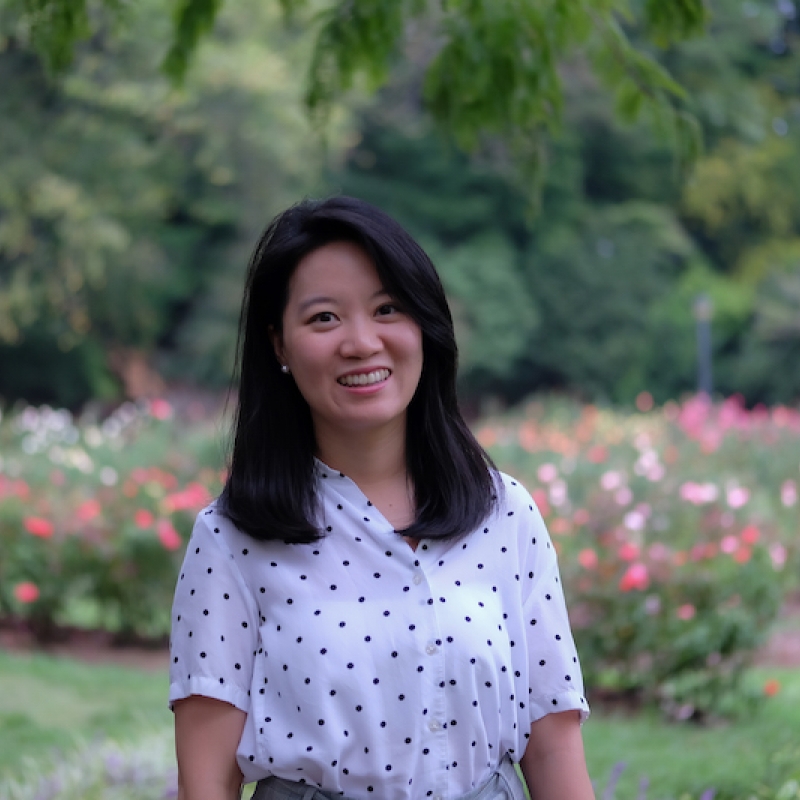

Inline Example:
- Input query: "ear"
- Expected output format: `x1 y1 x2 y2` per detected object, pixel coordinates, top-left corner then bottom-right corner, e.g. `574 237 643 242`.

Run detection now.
268 325 286 367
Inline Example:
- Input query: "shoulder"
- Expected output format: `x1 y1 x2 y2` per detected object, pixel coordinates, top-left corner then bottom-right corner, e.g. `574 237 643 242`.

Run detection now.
190 499 252 552
492 470 538 512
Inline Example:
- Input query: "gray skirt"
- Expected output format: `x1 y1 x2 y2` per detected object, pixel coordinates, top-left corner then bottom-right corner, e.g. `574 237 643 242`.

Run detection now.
251 755 527 800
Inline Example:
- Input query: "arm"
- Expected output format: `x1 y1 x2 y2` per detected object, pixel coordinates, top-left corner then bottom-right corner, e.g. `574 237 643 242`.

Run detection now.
174 696 247 800
519 711 595 800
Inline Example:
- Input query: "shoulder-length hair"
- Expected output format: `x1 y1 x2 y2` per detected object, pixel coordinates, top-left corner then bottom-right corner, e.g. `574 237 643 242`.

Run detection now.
220 195 497 544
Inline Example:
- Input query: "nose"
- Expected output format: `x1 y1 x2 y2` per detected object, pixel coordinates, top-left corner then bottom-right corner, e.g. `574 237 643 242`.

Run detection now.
339 316 382 359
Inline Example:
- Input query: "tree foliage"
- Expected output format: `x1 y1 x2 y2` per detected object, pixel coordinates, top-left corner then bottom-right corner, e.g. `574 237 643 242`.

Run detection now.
2 0 708 167
0 0 341 402
1 0 800 408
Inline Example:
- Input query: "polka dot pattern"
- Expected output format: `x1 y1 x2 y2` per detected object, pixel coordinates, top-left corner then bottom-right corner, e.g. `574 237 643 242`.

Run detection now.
169 465 589 800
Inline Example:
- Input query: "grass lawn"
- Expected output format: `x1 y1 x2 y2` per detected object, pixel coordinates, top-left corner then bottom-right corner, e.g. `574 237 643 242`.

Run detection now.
584 666 800 798
0 651 170 784
1 652 798 799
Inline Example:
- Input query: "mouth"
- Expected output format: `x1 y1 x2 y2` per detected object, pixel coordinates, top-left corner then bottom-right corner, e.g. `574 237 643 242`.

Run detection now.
337 368 391 387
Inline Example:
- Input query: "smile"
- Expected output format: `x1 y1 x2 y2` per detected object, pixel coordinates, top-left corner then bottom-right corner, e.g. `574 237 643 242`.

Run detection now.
337 369 391 387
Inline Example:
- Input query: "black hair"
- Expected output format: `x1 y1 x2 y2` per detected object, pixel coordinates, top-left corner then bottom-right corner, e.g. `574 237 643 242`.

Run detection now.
220 195 497 544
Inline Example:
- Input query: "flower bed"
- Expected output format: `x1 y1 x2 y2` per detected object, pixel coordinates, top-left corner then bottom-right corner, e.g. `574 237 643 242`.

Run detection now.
478 394 799 719
1 393 797 718
0 400 223 640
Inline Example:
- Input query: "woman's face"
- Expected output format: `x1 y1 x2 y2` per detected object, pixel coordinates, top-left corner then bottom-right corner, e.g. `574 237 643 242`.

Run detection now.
272 241 424 441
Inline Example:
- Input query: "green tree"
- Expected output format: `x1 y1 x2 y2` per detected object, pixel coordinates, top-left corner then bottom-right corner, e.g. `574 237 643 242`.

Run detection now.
0 0 341 404
2 0 707 166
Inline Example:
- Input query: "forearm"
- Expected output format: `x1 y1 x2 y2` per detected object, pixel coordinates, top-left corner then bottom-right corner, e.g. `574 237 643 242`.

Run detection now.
177 773 242 800
520 748 595 800
519 711 595 800
174 697 246 800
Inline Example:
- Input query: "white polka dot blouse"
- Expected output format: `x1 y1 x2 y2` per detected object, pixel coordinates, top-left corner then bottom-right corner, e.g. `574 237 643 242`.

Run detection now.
169 465 589 800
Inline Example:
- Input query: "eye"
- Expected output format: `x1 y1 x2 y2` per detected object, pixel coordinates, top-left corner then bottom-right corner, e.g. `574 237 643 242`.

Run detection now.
309 311 336 324
376 303 401 317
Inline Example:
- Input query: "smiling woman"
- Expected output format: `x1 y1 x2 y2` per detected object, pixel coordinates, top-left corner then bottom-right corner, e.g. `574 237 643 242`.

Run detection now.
169 196 594 800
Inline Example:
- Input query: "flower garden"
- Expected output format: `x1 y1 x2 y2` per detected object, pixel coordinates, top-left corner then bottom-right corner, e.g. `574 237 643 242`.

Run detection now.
1 394 799 798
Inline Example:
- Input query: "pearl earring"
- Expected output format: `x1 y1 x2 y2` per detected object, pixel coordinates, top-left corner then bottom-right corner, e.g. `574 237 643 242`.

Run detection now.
281 365 290 374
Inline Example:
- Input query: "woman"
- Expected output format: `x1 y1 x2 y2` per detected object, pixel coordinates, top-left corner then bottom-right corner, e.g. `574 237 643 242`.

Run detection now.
170 196 594 800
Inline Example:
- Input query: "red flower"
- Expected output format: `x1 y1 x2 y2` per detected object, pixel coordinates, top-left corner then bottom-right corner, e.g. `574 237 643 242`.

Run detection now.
76 499 101 522
24 517 54 539
763 679 781 697
618 542 640 562
157 519 182 551
134 509 155 528
619 563 649 592
587 445 608 464
14 581 40 603
740 525 760 545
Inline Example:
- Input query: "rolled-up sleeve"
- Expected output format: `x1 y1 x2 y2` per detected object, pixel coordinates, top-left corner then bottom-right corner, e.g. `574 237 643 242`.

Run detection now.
517 490 590 726
169 508 259 714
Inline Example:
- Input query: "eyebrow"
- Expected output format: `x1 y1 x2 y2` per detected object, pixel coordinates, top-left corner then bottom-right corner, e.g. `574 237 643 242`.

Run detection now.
296 289 391 314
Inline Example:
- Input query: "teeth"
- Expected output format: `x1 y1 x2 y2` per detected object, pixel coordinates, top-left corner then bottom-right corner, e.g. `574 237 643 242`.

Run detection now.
338 369 390 387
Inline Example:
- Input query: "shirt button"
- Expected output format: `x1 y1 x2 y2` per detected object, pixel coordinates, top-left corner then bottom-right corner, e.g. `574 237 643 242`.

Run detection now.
425 643 438 655
428 720 442 732
413 573 424 585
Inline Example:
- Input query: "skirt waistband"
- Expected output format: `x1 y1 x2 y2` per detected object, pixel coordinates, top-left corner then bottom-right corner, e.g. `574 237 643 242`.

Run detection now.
251 755 526 800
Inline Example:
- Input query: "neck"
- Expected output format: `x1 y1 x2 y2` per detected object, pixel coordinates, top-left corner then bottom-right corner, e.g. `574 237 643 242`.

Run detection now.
314 419 408 488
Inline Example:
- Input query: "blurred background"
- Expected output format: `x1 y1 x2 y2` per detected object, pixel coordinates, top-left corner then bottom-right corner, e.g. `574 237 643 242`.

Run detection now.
1 0 799 411
1 1 799 798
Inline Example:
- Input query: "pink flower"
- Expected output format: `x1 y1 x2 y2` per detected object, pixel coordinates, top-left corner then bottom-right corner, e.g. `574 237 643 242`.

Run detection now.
150 398 173 420
614 487 633 506
573 508 590 526
578 549 598 570
679 482 718 505
726 486 750 509
600 471 622 491
24 517 54 539
14 581 40 603
720 535 739 554
648 542 670 562
157 519 182 551
618 542 640 562
537 463 558 483
619 563 649 592
676 604 696 621
623 510 645 531
781 480 797 507
76 499 101 523
770 543 787 570
134 509 155 528
646 463 665 482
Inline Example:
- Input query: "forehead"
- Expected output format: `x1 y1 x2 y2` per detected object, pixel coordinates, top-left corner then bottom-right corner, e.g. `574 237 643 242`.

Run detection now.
287 241 384 300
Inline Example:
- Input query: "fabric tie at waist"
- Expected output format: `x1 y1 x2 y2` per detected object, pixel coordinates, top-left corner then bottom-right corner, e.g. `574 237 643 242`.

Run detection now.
251 755 526 800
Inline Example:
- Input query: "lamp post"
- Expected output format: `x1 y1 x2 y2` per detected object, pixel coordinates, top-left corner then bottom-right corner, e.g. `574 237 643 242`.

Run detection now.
693 294 713 397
